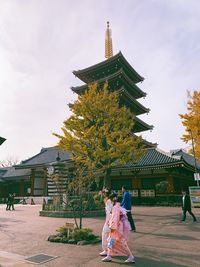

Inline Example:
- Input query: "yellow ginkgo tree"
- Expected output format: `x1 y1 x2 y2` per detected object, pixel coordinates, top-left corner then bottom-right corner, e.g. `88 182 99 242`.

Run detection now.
179 90 200 161
54 83 144 188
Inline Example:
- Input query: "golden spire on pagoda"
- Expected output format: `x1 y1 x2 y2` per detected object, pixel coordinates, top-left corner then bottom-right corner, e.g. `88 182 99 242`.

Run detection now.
105 21 113 59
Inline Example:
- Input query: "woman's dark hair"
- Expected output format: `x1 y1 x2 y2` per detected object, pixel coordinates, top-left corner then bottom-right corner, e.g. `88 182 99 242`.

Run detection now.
109 192 118 200
102 188 111 197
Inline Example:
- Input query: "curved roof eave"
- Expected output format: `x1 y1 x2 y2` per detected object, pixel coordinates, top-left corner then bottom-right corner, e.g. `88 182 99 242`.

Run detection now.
72 68 146 98
73 51 144 84
118 87 149 114
134 117 153 131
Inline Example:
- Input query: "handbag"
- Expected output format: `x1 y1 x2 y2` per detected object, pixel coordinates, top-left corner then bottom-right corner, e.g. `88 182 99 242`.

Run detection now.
107 237 116 249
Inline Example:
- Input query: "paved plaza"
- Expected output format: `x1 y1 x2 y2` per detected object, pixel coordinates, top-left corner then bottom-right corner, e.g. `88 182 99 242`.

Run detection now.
0 204 199 267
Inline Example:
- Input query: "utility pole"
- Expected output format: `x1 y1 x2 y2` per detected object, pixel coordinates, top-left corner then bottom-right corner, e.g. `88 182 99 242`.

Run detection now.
189 130 199 187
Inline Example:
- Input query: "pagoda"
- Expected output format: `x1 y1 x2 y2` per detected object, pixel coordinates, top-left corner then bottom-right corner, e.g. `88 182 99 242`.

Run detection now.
71 22 155 147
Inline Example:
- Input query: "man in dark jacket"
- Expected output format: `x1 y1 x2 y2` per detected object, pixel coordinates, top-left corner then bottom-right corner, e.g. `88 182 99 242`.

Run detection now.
6 194 12 210
121 185 136 231
181 190 197 222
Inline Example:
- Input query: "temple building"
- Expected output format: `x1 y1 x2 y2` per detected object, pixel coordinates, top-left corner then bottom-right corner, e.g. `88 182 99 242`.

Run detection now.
0 147 199 201
0 23 199 202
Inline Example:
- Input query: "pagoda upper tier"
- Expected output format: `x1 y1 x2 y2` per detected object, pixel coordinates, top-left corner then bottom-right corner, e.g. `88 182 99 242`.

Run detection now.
72 68 146 99
72 51 153 134
73 51 144 84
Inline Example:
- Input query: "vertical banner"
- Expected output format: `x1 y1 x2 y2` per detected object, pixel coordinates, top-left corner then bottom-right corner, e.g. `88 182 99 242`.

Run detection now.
189 186 200 208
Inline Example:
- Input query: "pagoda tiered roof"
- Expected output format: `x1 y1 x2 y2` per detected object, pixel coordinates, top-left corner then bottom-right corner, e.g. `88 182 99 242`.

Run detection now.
73 51 144 84
72 49 154 140
72 68 146 99
134 117 153 133
118 87 149 115
70 87 149 116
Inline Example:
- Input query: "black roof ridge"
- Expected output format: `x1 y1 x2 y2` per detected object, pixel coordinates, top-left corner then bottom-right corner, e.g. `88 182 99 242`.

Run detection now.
20 147 57 165
73 51 144 83
72 68 146 97
134 116 153 130
154 147 182 161
173 149 200 168
118 87 149 113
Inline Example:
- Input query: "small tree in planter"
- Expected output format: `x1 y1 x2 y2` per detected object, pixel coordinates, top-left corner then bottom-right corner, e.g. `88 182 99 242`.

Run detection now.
67 164 89 229
155 181 169 194
155 180 170 205
48 224 101 245
47 167 102 244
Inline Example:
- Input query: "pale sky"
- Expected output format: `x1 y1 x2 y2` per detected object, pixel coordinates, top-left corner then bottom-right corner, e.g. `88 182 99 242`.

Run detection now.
0 0 200 162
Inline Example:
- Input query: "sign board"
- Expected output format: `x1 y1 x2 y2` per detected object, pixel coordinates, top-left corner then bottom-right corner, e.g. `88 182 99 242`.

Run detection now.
189 186 200 208
65 222 75 230
141 189 155 197
27 188 31 194
132 190 139 197
194 173 200 181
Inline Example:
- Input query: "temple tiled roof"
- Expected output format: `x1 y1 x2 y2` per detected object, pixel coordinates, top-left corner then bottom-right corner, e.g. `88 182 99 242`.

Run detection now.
114 148 199 171
2 147 198 178
171 149 200 169
0 168 7 177
1 167 31 179
17 147 72 167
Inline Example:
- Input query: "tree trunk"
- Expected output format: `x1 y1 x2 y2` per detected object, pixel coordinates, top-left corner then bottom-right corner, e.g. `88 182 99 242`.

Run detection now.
103 168 111 188
79 194 83 229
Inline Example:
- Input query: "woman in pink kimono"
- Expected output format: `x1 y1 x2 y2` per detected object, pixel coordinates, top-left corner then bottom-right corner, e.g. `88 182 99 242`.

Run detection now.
99 189 113 256
102 193 135 263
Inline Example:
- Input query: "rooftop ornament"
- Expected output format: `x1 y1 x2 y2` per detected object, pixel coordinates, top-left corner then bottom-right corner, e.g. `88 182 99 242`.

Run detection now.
105 21 113 59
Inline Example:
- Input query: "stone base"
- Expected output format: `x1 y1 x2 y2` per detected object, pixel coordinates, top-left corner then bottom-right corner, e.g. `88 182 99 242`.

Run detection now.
40 209 105 218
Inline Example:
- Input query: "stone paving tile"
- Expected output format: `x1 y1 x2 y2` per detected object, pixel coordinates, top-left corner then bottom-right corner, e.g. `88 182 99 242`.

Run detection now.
0 204 199 267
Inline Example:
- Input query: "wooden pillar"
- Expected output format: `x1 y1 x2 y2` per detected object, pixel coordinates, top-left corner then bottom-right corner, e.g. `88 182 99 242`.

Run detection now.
132 177 141 189
167 175 174 193
19 179 24 196
31 169 35 196
43 167 47 196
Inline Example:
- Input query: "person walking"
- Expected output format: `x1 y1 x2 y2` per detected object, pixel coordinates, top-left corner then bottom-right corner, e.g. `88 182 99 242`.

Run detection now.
181 190 197 222
121 185 136 231
10 193 15 210
99 188 113 256
6 193 12 210
101 193 135 263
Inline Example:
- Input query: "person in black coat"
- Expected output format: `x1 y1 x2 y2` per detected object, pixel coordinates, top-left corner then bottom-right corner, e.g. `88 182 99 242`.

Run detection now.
6 194 12 210
181 190 197 222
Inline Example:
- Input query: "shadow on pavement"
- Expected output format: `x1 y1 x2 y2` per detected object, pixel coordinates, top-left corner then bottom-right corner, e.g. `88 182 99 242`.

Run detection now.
0 218 24 223
135 231 199 241
100 256 189 266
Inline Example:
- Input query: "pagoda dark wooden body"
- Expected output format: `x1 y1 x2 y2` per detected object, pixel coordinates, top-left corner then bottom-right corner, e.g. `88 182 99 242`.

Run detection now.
72 51 154 146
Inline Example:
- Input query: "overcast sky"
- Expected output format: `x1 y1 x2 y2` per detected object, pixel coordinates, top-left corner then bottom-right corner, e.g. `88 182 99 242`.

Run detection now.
0 0 200 162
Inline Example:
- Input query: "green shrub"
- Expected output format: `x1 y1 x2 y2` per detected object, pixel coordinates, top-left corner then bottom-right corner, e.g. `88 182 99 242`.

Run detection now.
72 228 96 242
56 223 74 237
